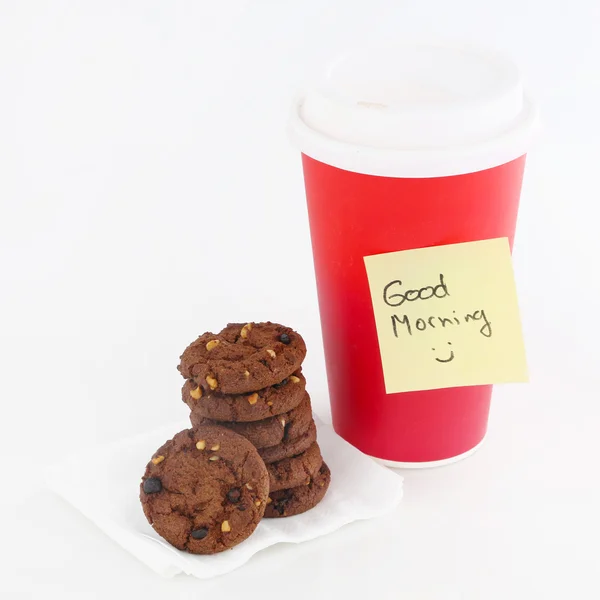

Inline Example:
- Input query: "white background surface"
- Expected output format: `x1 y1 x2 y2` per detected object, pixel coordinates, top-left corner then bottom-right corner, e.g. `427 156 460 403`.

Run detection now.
1 1 599 598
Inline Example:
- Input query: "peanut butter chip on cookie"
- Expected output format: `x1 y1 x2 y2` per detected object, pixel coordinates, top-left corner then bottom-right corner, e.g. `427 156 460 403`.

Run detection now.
221 520 231 532
266 349 276 358
247 393 258 405
206 339 220 351
240 323 253 338
206 375 218 390
190 386 202 400
151 455 165 465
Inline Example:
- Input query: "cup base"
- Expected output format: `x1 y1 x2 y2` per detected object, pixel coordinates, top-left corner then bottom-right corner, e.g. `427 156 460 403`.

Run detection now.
369 435 487 469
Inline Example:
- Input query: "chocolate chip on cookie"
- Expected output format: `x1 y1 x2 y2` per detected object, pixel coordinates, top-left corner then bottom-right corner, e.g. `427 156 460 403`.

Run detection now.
191 527 209 540
264 462 331 518
226 488 242 503
178 322 307 394
279 393 313 441
143 477 162 494
140 425 269 554
183 370 306 422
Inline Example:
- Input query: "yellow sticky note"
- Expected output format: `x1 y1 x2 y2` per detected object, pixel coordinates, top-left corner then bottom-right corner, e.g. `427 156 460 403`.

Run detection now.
363 238 528 394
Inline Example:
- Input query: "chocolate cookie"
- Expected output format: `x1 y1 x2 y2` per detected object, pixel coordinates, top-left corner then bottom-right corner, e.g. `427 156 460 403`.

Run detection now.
259 420 317 464
140 426 269 555
190 411 285 449
264 462 331 518
189 392 314 450
267 442 323 492
178 322 307 394
183 370 306 422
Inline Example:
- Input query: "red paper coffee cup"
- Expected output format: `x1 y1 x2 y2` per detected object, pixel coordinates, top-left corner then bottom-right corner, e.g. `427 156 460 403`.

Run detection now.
290 44 538 467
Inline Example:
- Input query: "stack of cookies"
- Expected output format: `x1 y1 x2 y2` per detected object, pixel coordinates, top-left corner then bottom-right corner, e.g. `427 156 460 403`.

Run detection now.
178 322 330 519
140 322 330 555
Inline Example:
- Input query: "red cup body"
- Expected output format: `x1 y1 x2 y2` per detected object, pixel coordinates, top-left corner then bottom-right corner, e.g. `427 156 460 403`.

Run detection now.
302 154 527 463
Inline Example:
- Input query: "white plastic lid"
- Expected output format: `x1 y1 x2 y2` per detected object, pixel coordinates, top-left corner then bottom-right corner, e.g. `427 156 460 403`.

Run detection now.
289 43 539 178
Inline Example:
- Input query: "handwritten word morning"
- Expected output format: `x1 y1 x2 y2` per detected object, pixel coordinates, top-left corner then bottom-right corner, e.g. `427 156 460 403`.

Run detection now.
382 274 492 338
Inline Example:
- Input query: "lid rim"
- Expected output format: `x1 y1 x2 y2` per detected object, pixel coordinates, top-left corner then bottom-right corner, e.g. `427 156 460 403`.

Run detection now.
288 93 539 179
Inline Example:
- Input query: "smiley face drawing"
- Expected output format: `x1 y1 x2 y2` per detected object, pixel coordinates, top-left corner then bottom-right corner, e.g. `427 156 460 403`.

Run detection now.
432 342 455 363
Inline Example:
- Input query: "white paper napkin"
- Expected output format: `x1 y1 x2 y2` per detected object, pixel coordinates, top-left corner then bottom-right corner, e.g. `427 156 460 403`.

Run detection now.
46 417 403 579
